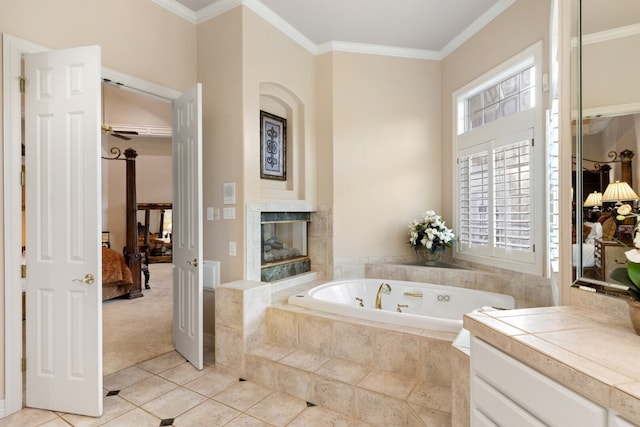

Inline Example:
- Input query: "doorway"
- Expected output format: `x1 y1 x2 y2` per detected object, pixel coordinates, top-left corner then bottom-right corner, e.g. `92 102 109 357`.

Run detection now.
100 82 175 376
2 34 187 416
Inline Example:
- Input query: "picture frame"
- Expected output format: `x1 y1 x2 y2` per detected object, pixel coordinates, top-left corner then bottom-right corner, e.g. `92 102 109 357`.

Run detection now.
260 110 287 180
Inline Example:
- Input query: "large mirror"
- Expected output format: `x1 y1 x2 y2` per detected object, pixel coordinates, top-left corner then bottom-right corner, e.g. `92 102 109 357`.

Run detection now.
573 0 640 294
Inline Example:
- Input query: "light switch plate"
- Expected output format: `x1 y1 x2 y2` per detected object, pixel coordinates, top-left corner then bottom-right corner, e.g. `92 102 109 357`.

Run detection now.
223 207 235 220
206 207 214 221
229 241 236 256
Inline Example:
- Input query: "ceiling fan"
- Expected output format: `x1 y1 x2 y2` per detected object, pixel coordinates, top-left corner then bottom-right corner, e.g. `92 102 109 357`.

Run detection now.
101 123 138 140
101 79 138 140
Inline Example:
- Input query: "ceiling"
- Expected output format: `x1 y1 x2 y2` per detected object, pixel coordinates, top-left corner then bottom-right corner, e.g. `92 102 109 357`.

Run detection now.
169 0 512 56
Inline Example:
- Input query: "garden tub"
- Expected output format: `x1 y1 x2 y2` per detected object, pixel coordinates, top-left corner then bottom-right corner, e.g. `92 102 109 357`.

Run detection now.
287 278 515 333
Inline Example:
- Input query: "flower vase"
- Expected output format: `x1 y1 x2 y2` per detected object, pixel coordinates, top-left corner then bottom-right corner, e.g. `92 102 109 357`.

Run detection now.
628 299 640 335
416 247 444 266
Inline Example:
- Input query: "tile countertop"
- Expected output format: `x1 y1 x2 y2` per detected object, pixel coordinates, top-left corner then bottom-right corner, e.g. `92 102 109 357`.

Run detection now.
463 305 640 425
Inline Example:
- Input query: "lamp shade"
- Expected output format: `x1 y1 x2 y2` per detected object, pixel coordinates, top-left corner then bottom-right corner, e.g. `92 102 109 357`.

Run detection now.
583 191 602 207
602 181 640 202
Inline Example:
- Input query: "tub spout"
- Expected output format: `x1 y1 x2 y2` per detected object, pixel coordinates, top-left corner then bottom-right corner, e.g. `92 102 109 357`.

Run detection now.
375 282 391 309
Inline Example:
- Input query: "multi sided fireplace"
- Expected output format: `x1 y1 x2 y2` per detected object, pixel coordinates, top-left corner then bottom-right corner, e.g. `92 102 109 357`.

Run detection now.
260 212 310 281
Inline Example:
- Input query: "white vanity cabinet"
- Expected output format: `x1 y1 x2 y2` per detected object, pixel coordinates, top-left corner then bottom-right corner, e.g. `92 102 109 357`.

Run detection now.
470 337 608 426
610 412 638 427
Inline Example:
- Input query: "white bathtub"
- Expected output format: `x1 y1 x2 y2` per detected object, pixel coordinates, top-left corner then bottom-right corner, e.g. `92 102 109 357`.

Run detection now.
287 278 515 333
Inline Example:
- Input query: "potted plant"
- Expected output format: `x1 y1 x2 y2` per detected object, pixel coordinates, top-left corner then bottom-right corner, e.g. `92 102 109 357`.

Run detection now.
408 210 455 265
609 203 640 334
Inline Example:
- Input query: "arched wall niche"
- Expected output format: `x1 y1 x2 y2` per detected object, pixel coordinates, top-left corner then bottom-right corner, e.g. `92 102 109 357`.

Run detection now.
259 81 306 200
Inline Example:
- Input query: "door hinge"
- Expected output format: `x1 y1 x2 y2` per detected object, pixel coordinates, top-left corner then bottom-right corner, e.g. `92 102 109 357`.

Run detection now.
533 244 536 253
21 169 25 186
21 264 26 279
531 138 535 147
19 76 26 94
22 357 26 372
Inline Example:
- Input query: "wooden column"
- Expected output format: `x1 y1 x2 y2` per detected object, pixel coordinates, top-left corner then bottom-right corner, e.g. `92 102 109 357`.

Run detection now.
620 149 634 186
124 148 143 299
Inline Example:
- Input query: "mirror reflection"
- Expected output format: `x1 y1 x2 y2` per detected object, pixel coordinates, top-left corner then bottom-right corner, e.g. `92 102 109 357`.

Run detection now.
574 0 640 292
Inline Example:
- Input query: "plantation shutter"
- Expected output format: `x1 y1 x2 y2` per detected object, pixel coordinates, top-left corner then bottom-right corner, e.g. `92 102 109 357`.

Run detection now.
459 151 489 248
493 139 531 251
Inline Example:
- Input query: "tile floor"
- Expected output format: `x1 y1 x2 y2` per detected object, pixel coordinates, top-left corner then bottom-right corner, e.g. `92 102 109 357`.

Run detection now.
1 351 370 427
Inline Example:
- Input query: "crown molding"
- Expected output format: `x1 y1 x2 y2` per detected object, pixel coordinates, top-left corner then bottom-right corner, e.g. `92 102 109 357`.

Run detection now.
241 0 318 54
440 0 517 59
152 0 197 24
157 0 516 61
195 0 241 24
583 22 640 45
318 41 440 61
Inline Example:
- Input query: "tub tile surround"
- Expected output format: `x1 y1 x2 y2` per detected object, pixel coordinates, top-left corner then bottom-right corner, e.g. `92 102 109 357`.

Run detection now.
215 278 458 426
364 262 553 308
464 305 640 425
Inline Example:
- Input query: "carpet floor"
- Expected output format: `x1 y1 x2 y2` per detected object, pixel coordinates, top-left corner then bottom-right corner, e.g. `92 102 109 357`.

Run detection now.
102 263 174 376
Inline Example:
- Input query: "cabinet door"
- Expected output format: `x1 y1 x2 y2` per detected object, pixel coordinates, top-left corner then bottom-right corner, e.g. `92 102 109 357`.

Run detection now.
610 412 638 427
473 375 546 427
471 337 607 427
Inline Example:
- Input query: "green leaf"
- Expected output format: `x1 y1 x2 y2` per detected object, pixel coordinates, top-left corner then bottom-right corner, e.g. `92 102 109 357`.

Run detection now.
627 262 640 294
611 267 634 286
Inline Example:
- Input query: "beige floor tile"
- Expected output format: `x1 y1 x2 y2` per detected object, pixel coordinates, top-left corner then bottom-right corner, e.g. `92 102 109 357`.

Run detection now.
245 391 307 426
39 417 72 426
224 413 271 426
174 399 240 426
408 383 451 414
0 407 58 427
119 375 178 406
59 395 136 427
287 406 353 427
103 366 153 391
359 371 417 400
408 402 451 427
141 386 207 420
315 358 370 385
159 361 207 385
184 367 238 397
137 350 186 374
280 349 331 371
100 407 160 427
213 380 273 411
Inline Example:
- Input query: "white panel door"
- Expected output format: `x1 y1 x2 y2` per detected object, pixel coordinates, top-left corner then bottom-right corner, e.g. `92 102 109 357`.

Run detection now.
172 83 203 370
25 46 102 416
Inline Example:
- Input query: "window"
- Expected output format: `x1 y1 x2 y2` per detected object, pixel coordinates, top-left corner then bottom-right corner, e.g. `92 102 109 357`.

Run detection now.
464 66 535 132
453 43 543 275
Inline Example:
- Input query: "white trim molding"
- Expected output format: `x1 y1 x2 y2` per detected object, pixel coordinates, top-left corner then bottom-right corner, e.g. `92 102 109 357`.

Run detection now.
154 0 521 61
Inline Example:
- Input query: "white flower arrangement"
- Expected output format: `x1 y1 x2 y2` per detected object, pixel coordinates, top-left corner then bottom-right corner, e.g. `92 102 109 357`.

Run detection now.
408 210 455 252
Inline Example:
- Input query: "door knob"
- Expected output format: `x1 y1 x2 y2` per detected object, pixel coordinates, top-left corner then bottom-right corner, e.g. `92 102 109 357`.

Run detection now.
73 273 95 285
187 259 198 267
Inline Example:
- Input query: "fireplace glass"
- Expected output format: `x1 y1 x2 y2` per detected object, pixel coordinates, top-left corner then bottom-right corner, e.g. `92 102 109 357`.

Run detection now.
261 212 310 281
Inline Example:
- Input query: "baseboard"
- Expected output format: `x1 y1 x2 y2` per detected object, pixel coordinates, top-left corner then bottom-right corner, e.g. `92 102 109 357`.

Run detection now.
0 399 6 418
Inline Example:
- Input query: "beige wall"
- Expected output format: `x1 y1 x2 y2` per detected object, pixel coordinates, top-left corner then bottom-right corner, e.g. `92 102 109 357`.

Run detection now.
440 0 551 224
197 6 317 282
582 34 640 112
197 8 245 283
0 0 196 403
331 53 441 261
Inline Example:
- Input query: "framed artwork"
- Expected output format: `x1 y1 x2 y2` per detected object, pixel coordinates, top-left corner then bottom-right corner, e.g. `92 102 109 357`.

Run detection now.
260 110 287 180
